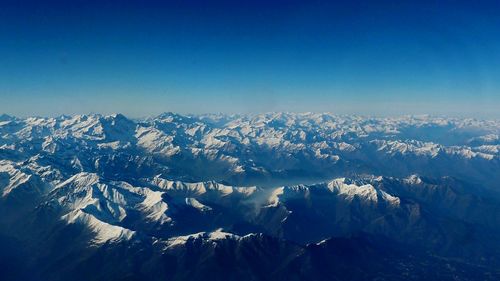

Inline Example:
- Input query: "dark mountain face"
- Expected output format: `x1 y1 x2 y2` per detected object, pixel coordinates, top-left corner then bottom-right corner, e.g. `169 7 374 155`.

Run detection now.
1 113 500 280
2 231 498 281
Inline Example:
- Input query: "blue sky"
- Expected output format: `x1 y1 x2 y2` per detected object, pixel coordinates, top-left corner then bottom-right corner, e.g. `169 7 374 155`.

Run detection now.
1 0 500 117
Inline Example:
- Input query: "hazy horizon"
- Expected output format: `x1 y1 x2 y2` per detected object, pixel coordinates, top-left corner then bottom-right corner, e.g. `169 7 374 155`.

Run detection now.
2 1 500 118
2 108 500 120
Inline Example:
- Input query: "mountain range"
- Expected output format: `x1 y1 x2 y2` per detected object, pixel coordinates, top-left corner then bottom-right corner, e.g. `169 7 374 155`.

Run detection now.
1 112 500 280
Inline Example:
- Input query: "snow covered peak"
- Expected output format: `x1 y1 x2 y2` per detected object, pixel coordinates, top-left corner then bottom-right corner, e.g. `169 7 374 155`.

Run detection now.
1 112 500 254
165 229 241 248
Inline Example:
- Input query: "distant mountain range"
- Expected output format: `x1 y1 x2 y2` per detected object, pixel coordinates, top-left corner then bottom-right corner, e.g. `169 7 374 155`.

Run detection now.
1 113 500 280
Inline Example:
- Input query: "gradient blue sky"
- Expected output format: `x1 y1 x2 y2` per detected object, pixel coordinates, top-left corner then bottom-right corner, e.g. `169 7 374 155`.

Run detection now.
1 0 500 117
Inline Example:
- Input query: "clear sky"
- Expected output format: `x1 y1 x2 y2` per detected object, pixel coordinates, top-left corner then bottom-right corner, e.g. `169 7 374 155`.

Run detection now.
1 0 500 118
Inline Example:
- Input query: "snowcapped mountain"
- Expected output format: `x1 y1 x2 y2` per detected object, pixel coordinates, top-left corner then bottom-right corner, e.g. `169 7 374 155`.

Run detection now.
1 113 500 280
